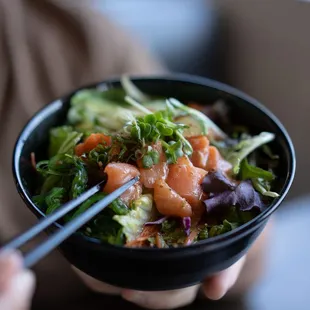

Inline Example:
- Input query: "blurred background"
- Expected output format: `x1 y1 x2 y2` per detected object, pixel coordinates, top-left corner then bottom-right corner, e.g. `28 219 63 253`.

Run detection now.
91 0 310 309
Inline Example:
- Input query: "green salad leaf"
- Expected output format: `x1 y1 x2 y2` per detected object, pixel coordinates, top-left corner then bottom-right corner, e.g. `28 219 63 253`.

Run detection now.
240 158 274 181
239 158 279 198
33 187 65 215
225 132 275 175
121 75 151 103
209 220 239 237
68 89 142 132
49 126 82 157
89 214 125 245
198 225 209 240
71 193 129 221
113 194 153 242
168 98 228 139
252 178 280 198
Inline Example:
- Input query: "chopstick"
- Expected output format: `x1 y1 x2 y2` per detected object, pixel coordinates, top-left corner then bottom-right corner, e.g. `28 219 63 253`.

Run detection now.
1 180 107 252
1 176 139 268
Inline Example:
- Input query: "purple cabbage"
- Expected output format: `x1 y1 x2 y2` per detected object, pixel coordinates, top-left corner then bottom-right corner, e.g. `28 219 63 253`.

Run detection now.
182 217 191 236
145 216 169 226
203 180 264 213
202 171 236 193
202 170 265 213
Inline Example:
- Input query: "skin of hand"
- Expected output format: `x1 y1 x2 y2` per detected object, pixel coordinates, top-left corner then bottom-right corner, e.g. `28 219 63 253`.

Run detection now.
72 258 246 309
72 221 272 310
0 251 35 310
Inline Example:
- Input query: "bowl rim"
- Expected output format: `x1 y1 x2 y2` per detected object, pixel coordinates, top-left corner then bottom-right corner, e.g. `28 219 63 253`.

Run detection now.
12 73 296 253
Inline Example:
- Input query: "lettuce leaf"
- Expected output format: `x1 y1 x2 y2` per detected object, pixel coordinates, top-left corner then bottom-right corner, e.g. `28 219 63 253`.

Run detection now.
240 158 274 181
89 214 125 245
225 132 275 175
168 98 228 139
209 220 239 237
121 75 150 103
49 126 82 157
240 158 279 198
252 178 280 198
113 195 153 242
67 89 143 132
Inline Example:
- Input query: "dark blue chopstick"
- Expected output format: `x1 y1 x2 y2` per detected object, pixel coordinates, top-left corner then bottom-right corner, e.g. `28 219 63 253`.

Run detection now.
23 176 139 268
1 176 139 268
1 180 106 253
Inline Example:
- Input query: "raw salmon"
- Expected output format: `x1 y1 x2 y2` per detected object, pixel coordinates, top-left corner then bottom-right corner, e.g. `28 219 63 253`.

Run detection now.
138 142 168 188
103 163 141 205
153 179 192 217
166 156 207 215
188 135 210 169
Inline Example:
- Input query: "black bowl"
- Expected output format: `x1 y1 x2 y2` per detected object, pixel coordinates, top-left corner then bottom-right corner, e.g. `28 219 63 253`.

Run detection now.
13 74 295 291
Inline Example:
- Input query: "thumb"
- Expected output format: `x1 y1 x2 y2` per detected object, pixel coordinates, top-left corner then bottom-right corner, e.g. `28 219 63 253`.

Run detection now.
0 251 35 310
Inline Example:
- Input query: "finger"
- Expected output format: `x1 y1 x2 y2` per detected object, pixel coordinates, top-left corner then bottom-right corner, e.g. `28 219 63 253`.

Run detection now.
71 266 122 295
122 285 200 310
202 256 246 300
0 269 35 310
0 251 23 292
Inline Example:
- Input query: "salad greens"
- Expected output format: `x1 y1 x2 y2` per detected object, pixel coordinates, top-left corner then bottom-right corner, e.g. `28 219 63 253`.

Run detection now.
113 195 153 242
32 76 280 248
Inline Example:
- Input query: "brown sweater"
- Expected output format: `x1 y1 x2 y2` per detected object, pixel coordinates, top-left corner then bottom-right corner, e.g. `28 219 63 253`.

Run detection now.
0 1 164 309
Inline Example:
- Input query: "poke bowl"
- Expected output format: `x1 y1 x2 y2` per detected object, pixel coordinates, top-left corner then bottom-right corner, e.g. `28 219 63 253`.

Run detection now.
13 74 295 290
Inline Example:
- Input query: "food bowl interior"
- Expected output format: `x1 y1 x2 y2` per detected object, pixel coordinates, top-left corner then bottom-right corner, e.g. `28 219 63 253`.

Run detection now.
13 75 295 290
15 76 294 228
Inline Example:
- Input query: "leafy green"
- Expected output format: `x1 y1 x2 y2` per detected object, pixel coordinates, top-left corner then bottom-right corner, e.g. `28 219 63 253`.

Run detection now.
209 220 239 237
71 193 105 220
51 127 82 157
113 195 153 242
71 192 129 221
162 230 186 246
160 219 186 246
110 199 129 215
87 144 110 166
70 159 88 199
33 187 65 215
239 158 279 198
161 219 178 233
142 149 160 169
36 156 73 177
49 126 73 157
126 109 193 164
240 158 274 181
121 75 150 103
262 145 279 160
36 154 87 203
37 126 83 196
68 89 142 132
252 178 280 198
225 132 275 175
40 175 62 195
89 214 125 245
168 98 227 139
198 225 209 240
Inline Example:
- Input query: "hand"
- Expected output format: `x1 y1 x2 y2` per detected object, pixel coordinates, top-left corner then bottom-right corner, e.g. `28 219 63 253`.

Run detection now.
0 251 35 310
72 256 246 310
